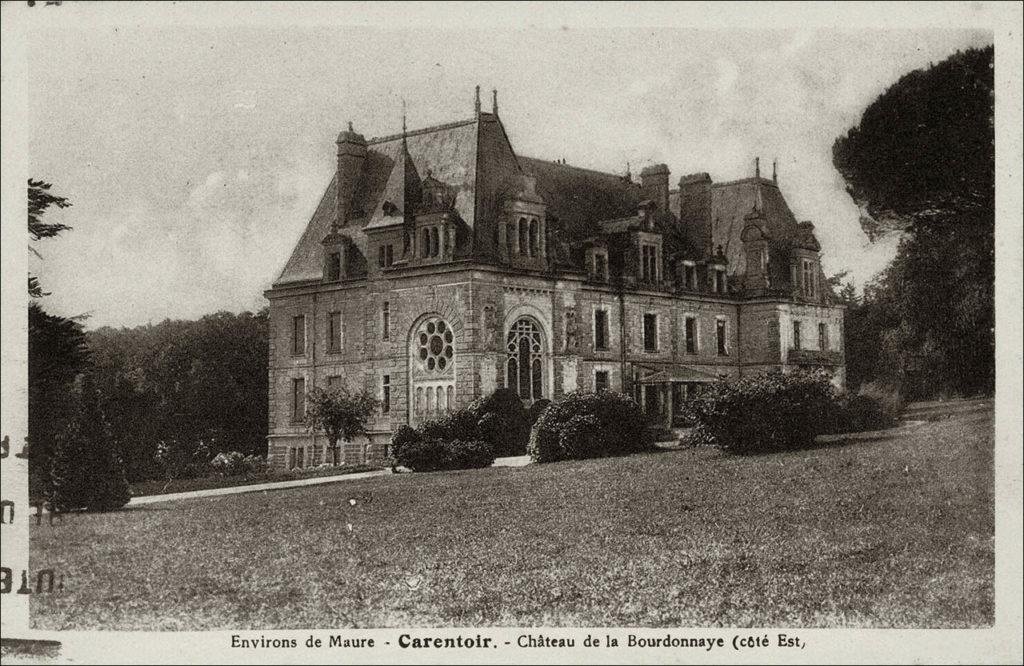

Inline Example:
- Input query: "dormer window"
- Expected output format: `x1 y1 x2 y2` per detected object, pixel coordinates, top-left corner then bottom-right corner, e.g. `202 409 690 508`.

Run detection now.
327 251 342 281
382 200 398 216
681 261 698 290
712 266 727 294
640 243 660 283
592 250 609 281
801 259 817 297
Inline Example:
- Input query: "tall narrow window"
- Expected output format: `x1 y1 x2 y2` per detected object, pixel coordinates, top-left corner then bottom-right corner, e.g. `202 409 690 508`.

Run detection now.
292 377 305 421
716 319 728 356
327 252 341 281
328 312 342 352
506 221 516 258
519 219 529 257
793 321 802 350
643 313 658 352
529 220 538 257
506 318 544 401
378 245 386 268
430 227 440 257
594 309 609 351
594 370 610 392
641 244 658 282
382 301 390 340
386 244 394 266
421 229 430 258
818 322 829 350
292 315 305 355
382 375 391 414
685 316 697 354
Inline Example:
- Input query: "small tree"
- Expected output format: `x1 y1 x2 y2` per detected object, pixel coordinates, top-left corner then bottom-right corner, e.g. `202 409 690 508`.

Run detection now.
305 387 379 465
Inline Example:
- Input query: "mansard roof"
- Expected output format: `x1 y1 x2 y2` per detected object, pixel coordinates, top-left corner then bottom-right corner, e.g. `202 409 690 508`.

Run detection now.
275 119 480 285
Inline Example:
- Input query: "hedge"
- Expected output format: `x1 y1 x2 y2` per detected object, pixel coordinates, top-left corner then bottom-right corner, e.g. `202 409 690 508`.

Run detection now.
393 439 495 472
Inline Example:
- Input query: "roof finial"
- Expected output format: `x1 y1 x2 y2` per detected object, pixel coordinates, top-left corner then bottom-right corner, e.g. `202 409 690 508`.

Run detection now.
492 88 498 115
755 156 760 179
625 161 632 179
772 158 777 184
347 121 353 132
474 85 481 115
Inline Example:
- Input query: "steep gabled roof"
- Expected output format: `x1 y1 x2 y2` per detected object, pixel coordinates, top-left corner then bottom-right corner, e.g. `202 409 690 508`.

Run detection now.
709 177 799 268
274 119 479 286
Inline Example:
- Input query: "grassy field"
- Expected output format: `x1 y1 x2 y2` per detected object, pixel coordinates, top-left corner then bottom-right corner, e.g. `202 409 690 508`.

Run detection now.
30 405 993 629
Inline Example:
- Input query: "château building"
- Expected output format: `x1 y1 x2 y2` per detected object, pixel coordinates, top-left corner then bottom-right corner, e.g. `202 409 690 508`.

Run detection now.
265 88 845 469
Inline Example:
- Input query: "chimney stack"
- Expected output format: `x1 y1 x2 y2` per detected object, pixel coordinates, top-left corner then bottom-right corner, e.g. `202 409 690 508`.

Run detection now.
755 156 760 179
640 164 671 214
492 88 498 115
772 159 777 183
474 85 481 115
335 121 367 231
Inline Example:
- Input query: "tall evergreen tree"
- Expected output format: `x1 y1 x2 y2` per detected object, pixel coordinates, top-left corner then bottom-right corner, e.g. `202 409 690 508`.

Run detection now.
832 46 994 398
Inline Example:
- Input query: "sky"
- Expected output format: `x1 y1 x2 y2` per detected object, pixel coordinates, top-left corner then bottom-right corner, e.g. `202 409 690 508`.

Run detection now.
24 18 992 329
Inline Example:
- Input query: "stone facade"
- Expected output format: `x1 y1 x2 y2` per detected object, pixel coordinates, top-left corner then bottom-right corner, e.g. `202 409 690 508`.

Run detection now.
265 91 845 470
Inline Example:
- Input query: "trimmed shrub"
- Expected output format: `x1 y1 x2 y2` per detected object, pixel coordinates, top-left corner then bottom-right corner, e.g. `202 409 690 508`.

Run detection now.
389 424 423 462
528 390 651 463
395 438 495 472
526 398 552 425
691 370 840 454
420 409 480 443
469 388 532 457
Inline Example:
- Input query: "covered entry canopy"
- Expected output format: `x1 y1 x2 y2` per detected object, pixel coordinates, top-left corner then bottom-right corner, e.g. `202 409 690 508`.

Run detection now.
637 364 722 385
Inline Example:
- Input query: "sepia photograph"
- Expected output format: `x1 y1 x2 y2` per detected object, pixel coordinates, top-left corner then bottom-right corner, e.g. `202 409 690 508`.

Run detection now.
1 1 1021 663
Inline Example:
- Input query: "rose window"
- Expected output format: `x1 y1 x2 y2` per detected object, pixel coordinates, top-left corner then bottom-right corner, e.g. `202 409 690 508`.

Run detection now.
417 318 454 372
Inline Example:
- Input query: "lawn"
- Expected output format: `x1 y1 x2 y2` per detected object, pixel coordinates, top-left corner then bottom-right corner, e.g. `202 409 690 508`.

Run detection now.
30 407 993 629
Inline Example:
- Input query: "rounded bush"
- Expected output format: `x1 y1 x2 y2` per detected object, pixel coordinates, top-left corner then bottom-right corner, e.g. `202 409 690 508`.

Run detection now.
390 424 422 461
420 409 479 443
691 370 841 453
528 390 651 463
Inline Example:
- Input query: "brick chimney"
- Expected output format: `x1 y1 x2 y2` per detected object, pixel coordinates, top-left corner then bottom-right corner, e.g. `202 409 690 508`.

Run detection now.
640 164 670 213
335 122 367 230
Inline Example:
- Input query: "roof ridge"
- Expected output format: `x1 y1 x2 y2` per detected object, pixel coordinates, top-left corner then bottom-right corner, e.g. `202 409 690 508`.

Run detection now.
712 176 779 189
520 155 633 182
368 118 477 145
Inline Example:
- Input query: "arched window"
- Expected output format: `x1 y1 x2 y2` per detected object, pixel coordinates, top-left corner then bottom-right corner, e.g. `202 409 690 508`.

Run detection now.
519 218 529 257
431 227 440 257
421 229 430 258
529 219 538 258
506 318 544 401
506 221 516 258
446 385 455 411
415 387 423 414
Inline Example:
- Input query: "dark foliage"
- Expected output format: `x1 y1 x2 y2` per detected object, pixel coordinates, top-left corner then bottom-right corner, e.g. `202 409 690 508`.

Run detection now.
832 46 994 398
305 386 378 466
28 302 91 498
690 371 840 454
28 179 73 297
393 438 495 473
419 409 480 444
468 388 532 456
87 309 269 482
389 425 422 463
49 378 131 512
528 390 651 463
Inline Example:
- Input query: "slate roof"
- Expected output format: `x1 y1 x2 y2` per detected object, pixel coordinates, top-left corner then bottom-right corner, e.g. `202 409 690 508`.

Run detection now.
518 157 641 241
275 119 478 285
